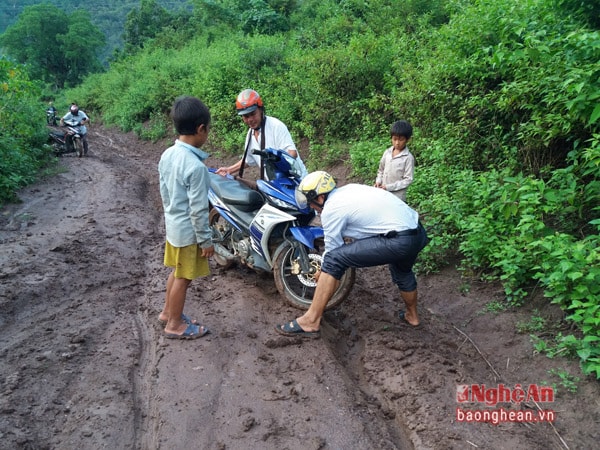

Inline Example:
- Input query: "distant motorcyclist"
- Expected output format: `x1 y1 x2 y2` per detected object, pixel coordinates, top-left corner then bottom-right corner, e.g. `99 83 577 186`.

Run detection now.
46 102 58 126
60 103 90 155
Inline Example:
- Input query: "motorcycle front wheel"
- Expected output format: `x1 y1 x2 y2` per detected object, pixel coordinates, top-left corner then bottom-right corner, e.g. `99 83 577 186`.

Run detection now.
272 241 355 310
74 138 84 158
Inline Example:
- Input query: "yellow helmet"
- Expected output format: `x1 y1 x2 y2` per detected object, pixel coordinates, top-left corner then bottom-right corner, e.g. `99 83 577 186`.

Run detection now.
295 171 336 208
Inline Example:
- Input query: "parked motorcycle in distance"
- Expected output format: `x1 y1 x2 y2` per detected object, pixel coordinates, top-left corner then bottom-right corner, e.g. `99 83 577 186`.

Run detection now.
46 106 58 126
208 148 356 310
47 118 85 157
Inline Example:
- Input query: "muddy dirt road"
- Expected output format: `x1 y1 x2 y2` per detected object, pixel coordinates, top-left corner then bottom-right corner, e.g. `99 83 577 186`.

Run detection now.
0 126 598 450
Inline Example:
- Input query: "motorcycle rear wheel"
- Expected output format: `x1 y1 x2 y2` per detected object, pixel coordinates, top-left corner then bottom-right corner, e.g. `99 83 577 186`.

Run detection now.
273 241 355 310
208 208 236 269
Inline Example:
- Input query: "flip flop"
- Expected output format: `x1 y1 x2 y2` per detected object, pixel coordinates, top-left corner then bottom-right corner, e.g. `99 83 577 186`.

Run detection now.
159 313 199 325
398 310 422 329
164 322 210 340
275 319 320 338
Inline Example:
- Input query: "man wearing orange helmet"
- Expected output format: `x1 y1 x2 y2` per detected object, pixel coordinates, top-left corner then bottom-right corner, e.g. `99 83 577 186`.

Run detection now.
216 89 307 180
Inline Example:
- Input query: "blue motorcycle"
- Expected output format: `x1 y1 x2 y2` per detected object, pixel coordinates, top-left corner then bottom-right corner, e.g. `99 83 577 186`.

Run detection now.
208 148 355 310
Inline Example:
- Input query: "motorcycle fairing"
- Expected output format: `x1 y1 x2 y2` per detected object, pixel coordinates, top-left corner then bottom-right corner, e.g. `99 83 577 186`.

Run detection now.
289 226 323 250
256 178 312 214
249 203 296 266
208 172 264 233
260 148 304 180
49 129 66 140
207 190 254 233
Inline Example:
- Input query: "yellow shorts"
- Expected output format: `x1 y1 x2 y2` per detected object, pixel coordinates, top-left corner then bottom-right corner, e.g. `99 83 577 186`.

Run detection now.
164 241 210 280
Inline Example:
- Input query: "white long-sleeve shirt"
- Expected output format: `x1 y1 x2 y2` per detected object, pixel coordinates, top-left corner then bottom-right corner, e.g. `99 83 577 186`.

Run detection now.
321 184 419 254
376 146 415 201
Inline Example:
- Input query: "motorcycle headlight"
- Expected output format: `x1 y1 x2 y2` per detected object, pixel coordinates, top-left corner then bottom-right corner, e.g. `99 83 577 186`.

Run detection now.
267 195 295 210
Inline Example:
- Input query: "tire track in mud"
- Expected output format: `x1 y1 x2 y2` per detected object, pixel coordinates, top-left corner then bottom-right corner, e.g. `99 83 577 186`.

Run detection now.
0 129 165 449
90 129 168 449
130 311 155 448
0 158 130 447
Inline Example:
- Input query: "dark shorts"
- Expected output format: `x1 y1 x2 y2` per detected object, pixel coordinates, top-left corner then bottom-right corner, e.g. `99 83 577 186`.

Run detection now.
321 223 428 292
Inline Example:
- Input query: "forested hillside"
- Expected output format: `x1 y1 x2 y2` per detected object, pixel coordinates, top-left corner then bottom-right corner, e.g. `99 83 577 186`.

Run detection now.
1 0 599 379
0 0 191 61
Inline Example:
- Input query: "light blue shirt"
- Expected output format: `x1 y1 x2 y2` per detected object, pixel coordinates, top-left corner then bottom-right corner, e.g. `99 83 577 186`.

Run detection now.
321 184 420 253
62 111 89 134
158 140 212 248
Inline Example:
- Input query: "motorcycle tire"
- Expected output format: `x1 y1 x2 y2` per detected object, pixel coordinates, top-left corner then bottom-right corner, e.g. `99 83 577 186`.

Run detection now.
74 139 84 158
49 141 63 156
272 241 355 310
208 208 236 269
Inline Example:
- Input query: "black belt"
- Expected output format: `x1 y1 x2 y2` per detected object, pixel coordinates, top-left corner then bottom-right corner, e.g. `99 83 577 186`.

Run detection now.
382 227 418 238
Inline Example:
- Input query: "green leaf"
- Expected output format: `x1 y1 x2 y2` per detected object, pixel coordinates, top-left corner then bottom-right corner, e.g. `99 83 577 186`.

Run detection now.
590 103 600 125
577 348 591 361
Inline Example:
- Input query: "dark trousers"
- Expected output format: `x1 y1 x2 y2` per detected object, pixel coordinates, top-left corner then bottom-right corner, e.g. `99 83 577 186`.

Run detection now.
322 223 428 291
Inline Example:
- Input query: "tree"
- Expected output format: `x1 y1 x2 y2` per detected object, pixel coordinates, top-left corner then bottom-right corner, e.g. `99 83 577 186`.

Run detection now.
240 0 291 34
57 10 106 87
192 0 294 35
0 59 50 204
0 3 106 88
123 0 173 52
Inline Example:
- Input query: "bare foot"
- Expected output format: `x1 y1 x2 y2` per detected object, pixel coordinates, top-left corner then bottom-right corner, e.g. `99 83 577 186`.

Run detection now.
399 310 421 327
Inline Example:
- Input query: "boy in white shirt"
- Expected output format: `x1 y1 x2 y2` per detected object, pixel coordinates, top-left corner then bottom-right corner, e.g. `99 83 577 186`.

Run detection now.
375 120 415 203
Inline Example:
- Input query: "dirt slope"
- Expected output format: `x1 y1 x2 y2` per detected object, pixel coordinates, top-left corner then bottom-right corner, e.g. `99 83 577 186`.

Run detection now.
0 126 598 450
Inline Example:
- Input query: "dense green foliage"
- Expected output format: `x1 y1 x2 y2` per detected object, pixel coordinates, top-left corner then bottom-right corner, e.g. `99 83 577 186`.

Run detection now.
123 0 177 53
0 60 54 203
0 4 106 88
0 0 191 63
1 0 599 378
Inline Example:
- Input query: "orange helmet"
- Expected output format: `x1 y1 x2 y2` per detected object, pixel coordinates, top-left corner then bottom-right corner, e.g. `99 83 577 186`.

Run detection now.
236 89 263 115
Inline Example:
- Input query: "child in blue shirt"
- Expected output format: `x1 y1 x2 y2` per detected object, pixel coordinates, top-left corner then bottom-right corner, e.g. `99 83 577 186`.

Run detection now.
158 96 214 339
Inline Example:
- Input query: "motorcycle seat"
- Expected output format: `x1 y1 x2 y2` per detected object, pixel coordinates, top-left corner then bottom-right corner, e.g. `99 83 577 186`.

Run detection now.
49 130 65 139
209 172 264 212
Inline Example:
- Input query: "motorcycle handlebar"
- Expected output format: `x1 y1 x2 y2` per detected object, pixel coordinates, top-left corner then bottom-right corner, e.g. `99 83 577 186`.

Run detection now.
252 149 281 162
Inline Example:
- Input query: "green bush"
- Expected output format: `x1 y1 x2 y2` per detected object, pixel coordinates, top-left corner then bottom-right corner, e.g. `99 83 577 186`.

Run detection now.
0 60 53 205
530 233 600 378
348 138 387 181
